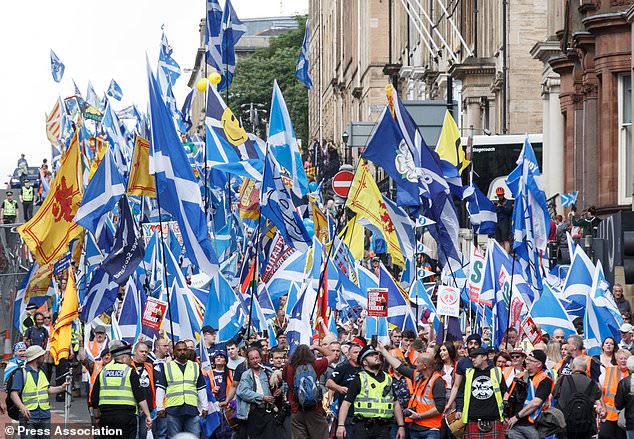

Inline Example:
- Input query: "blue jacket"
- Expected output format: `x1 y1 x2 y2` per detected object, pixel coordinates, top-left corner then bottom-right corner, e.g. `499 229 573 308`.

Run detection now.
235 368 272 420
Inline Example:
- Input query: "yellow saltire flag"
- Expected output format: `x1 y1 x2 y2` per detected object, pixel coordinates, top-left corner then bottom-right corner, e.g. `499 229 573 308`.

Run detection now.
345 162 404 267
18 130 84 265
238 179 259 220
25 262 55 302
436 110 470 175
308 194 329 243
50 269 79 364
127 136 156 197
339 216 364 261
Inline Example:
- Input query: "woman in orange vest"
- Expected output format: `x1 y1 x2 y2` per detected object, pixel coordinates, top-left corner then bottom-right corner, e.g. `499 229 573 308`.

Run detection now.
596 337 618 372
600 348 631 439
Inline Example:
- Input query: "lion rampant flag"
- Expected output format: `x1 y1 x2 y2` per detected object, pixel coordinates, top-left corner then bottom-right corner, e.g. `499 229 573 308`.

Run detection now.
18 130 83 265
345 162 404 267
127 135 156 197
49 269 79 364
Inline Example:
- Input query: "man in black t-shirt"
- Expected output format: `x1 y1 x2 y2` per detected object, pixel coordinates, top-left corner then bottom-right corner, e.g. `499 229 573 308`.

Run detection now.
506 350 554 439
326 344 362 438
458 348 507 439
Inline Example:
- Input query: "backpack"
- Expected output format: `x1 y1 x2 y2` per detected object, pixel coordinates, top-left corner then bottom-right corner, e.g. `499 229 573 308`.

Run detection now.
293 363 322 410
560 375 596 437
5 366 27 421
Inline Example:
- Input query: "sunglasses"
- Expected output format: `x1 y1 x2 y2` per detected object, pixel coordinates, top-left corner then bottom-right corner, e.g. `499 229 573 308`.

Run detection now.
511 355 524 359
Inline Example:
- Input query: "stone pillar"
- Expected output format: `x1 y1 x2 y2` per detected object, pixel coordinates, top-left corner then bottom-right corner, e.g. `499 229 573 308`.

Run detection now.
544 76 565 199
465 97 483 132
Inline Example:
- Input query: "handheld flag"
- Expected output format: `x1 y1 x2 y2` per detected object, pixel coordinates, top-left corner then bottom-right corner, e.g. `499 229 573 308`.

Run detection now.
560 192 578 207
529 283 576 338
50 270 79 364
127 136 156 198
295 20 313 89
219 0 246 91
436 110 470 175
205 0 224 75
466 183 497 235
50 50 65 83
107 79 123 101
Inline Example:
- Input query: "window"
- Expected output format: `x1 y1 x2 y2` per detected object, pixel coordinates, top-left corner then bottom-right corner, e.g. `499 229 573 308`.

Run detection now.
618 74 632 205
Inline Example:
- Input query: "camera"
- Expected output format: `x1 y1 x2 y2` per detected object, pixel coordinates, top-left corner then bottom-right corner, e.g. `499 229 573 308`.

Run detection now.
403 408 415 417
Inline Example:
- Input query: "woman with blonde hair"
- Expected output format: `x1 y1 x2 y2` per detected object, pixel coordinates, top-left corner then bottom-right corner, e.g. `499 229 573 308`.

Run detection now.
545 340 562 370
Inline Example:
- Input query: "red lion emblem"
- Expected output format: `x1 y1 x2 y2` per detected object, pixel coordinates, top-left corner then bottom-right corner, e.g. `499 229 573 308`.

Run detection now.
51 177 75 223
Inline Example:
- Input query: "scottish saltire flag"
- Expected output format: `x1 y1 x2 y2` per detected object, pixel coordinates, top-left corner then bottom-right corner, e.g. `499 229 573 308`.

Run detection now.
379 264 414 329
561 245 595 318
506 138 550 289
529 283 576 338
560 192 578 207
265 250 307 301
86 81 100 109
466 183 497 235
260 151 312 251
101 196 144 285
107 79 123 101
50 50 65 82
287 283 317 355
295 20 313 89
362 107 420 205
409 280 439 330
382 196 416 263
336 275 367 309
268 80 309 200
386 85 462 266
148 63 219 277
113 276 144 344
164 245 203 342
74 148 125 235
158 30 181 88
205 0 224 74
203 271 244 342
585 260 625 355
219 0 246 91
80 268 119 323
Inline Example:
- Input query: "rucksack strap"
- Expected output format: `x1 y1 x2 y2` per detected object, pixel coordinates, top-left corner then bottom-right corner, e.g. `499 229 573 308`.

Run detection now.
582 380 594 397
566 375 578 394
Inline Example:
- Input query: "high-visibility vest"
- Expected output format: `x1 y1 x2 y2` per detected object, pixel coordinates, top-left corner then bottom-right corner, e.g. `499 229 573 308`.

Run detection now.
406 370 445 428
554 355 592 377
21 186 33 202
354 371 394 419
165 360 199 408
98 362 137 410
22 369 50 411
86 339 105 361
132 360 156 408
507 370 554 423
2 200 17 217
88 360 105 403
502 366 520 389
461 367 504 424
603 365 629 421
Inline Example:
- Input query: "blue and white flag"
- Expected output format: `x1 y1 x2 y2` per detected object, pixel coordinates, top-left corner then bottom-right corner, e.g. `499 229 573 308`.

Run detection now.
382 196 416 265
148 62 219 277
203 271 245 342
260 151 312 251
409 280 439 330
158 30 181 88
265 250 307 302
86 81 100 109
379 263 414 329
506 138 550 289
287 283 317 355
529 283 576 338
113 276 144 344
560 192 578 207
295 20 313 90
101 196 144 285
466 183 497 235
585 260 624 356
219 0 246 91
268 80 309 200
80 268 120 323
560 245 595 318
50 50 65 83
205 0 224 75
74 147 126 235
107 79 123 101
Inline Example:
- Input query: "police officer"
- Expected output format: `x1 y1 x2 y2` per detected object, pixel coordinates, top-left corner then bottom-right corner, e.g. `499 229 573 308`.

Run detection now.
9 346 68 439
91 340 152 439
19 179 34 222
1 190 18 249
336 345 406 439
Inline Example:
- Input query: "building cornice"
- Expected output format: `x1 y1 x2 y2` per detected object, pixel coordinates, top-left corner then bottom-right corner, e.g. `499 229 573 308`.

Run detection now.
449 56 497 80
530 37 565 63
582 12 628 31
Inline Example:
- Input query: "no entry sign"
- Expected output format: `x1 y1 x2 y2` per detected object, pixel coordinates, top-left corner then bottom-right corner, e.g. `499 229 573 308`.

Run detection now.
332 170 354 198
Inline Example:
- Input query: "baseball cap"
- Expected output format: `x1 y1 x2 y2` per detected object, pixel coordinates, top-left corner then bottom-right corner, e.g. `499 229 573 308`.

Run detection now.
201 325 216 334
94 325 106 334
528 349 547 366
468 347 488 358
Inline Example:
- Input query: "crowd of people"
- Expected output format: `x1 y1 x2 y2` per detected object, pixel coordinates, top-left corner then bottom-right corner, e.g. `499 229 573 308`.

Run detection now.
7 300 634 439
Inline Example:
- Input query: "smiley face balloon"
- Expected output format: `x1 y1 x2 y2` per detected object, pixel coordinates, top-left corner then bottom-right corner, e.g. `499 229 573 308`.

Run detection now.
221 107 248 146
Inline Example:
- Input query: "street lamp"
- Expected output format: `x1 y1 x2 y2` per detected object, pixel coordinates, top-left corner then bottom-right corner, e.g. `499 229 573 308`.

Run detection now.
342 131 350 164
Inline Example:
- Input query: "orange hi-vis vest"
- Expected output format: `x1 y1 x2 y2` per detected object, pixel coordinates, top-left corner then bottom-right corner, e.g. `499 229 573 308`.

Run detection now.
406 370 446 429
132 360 156 408
89 360 105 404
554 355 592 377
87 339 106 361
603 365 629 421
503 366 520 389
507 370 554 423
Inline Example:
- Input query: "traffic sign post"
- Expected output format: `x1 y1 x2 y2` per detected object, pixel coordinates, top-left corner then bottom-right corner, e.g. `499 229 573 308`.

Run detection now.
331 170 354 198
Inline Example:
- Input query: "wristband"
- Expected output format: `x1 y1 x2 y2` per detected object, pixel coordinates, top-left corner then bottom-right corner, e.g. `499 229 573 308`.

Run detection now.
398 425 405 428
338 425 345 427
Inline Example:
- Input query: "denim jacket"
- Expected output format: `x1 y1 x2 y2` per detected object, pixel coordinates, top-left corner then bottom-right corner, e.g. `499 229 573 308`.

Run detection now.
236 368 272 420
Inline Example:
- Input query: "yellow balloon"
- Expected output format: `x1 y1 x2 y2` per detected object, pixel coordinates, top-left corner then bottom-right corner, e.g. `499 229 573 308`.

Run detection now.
195 78 208 92
208 72 222 85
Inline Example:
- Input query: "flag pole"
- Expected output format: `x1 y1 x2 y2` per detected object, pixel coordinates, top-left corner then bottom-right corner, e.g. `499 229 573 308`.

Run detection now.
152 173 176 351
504 251 516 351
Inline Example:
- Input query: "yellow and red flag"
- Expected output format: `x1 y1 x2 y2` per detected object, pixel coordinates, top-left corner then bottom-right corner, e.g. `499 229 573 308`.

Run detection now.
49 269 79 364
18 130 84 265
308 194 329 243
345 162 404 267
127 135 156 197
238 179 259 221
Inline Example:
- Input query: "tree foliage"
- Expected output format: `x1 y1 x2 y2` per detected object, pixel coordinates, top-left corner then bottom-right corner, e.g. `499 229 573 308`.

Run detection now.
228 17 309 148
